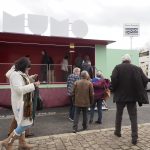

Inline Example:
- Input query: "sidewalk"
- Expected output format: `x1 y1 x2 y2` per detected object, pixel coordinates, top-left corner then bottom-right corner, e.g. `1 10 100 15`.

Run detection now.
6 123 150 150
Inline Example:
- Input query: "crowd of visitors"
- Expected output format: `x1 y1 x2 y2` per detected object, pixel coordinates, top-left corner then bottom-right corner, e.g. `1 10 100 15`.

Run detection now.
0 53 149 149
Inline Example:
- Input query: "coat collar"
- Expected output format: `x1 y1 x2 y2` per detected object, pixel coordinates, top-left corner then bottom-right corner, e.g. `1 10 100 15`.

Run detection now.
17 71 27 77
17 71 30 83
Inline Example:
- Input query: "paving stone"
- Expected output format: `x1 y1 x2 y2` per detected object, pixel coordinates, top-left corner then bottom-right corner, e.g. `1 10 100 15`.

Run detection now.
2 123 150 150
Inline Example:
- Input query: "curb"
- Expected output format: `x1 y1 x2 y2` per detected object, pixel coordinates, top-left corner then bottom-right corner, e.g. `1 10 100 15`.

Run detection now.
26 122 150 140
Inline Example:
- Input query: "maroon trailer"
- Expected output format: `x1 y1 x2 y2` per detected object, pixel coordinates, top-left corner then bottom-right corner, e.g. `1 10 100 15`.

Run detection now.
0 32 113 108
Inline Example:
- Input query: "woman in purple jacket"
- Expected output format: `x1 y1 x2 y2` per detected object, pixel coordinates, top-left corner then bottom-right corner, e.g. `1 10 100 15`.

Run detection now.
89 71 110 124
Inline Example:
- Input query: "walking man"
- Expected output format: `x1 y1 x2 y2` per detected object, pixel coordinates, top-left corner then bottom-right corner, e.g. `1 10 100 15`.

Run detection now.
111 54 149 145
72 71 94 133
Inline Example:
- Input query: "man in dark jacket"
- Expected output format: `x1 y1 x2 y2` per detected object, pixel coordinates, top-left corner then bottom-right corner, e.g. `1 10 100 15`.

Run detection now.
111 54 148 145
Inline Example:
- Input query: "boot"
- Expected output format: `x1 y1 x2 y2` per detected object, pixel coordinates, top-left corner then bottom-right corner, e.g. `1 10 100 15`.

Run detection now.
1 131 19 150
18 133 34 149
25 128 34 137
8 117 17 136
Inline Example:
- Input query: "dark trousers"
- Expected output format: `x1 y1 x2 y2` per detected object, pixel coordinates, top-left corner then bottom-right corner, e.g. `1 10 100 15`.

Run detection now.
115 102 138 140
62 70 68 82
73 106 88 130
69 96 75 120
89 99 103 122
32 87 39 120
41 66 47 82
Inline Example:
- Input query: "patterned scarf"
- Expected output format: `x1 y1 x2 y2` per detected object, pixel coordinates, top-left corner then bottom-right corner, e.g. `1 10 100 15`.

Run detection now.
21 73 33 120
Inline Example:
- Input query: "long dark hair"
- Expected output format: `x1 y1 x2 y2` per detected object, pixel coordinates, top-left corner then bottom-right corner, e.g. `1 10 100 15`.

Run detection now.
15 57 31 73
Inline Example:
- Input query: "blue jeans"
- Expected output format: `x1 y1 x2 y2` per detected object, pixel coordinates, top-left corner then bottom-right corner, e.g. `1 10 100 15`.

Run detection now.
69 96 75 120
15 125 32 135
89 99 103 122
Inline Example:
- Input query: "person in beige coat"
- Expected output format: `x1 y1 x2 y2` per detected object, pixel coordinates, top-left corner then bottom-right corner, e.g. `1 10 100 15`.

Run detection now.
0 57 40 150
72 70 94 133
6 65 38 138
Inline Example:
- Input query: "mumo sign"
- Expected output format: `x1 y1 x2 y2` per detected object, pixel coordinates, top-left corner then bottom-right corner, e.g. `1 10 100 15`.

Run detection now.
2 12 88 38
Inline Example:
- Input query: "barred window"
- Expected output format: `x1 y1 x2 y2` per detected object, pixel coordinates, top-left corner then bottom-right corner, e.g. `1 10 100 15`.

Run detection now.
139 51 149 57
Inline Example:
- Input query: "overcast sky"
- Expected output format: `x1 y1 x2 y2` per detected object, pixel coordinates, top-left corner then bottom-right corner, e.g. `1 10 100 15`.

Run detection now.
0 0 150 50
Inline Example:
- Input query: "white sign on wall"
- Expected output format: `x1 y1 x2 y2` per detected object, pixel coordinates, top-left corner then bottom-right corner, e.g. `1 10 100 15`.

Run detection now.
123 23 139 37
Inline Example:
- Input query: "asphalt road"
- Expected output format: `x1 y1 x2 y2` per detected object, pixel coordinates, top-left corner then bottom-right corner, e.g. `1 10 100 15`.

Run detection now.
0 93 150 141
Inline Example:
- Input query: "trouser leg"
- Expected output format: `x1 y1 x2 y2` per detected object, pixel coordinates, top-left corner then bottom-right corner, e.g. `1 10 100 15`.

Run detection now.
64 71 68 82
32 87 39 121
69 96 75 120
127 102 138 140
15 125 32 135
73 107 80 131
41 66 47 82
115 103 125 134
52 70 55 82
82 107 88 129
49 70 54 82
97 100 103 123
89 101 96 122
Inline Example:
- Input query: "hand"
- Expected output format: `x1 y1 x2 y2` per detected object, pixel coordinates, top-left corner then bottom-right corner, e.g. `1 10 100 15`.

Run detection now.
33 74 38 80
34 81 40 87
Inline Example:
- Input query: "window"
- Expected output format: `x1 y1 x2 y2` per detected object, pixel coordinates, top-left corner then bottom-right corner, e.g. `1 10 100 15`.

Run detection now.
139 51 149 57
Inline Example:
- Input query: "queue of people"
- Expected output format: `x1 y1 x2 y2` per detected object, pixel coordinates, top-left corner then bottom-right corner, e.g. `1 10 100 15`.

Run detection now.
67 69 110 133
0 53 149 149
67 53 149 146
40 51 94 83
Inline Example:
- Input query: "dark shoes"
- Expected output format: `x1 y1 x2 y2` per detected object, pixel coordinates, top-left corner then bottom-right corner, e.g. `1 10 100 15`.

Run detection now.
83 126 87 131
114 131 121 137
73 129 77 133
132 139 137 145
89 120 93 124
95 121 102 124
25 132 34 137
114 131 137 145
73 127 87 133
89 120 102 124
